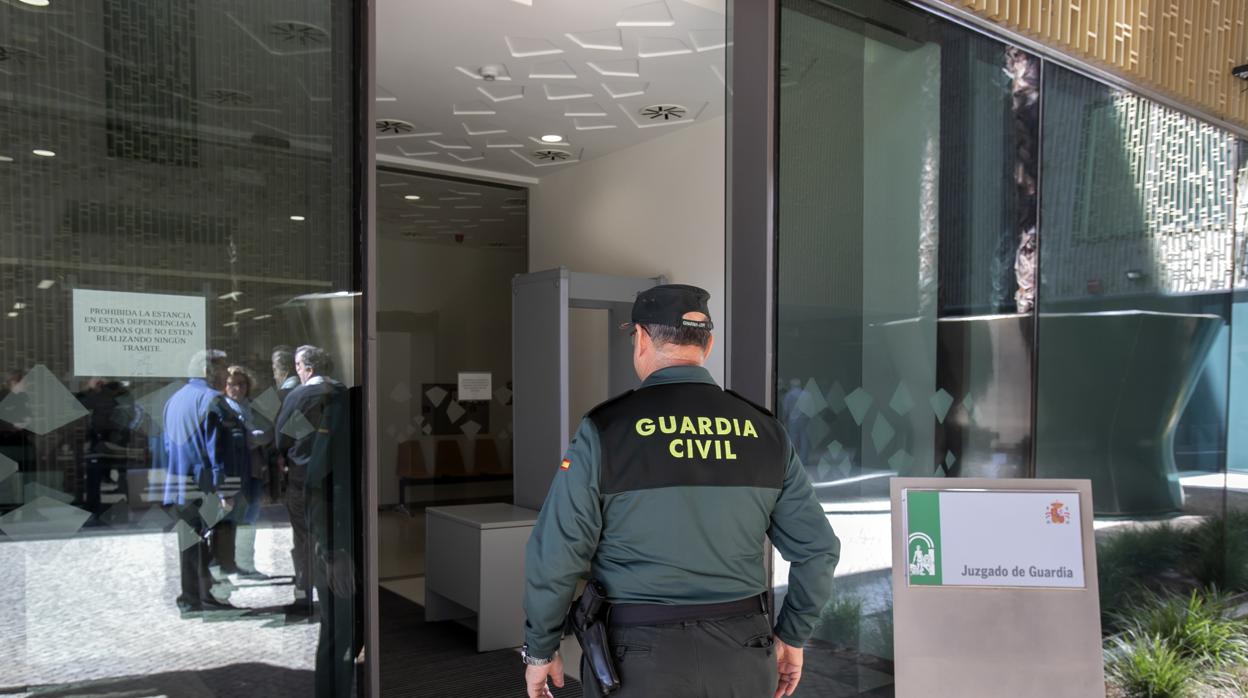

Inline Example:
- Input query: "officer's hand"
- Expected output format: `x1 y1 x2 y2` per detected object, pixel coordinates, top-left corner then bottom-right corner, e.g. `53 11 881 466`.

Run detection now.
524 654 564 698
773 637 803 698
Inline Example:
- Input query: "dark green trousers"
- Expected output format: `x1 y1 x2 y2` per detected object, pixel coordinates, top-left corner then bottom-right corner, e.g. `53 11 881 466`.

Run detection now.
583 613 778 698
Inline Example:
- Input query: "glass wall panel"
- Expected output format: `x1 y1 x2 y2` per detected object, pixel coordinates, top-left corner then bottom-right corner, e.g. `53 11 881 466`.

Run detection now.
0 1 362 696
776 1 1037 693
1035 65 1236 627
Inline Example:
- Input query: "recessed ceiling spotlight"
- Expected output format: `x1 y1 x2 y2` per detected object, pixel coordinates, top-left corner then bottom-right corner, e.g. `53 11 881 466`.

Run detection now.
289 215 306 222
37 279 55 290
32 149 56 157
13 303 26 310
19 0 51 6
0 156 13 163
541 134 565 143
404 194 422 200
6 312 18 318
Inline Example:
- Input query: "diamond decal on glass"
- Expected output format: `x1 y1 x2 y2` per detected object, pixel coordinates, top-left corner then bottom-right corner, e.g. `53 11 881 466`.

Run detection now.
870 415 895 452
0 453 16 483
4 364 88 435
826 382 847 415
930 389 954 424
816 458 834 481
826 440 844 461
805 417 830 446
888 449 915 473
889 383 914 416
389 382 412 403
962 394 976 418
460 420 482 437
101 499 131 527
446 401 466 424
198 495 226 529
25 481 72 504
494 386 513 404
0 497 92 541
426 386 449 408
845 388 873 426
945 451 957 468
137 505 172 529
135 381 183 434
251 387 281 423
280 410 316 441
423 425 433 435
796 378 828 418
174 518 202 552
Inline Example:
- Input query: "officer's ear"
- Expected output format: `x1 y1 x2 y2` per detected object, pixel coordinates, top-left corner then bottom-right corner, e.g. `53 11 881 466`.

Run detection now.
702 333 715 360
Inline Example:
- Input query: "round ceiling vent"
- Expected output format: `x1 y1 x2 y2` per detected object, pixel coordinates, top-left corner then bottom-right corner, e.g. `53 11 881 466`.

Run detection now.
533 149 572 162
376 119 416 135
639 104 687 121
204 88 254 106
267 21 329 46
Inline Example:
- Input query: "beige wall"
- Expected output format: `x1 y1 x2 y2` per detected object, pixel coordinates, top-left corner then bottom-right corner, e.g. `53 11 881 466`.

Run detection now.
374 237 525 504
528 116 727 383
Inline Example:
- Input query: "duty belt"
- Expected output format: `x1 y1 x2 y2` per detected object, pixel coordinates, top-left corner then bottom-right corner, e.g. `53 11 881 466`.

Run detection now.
610 593 769 627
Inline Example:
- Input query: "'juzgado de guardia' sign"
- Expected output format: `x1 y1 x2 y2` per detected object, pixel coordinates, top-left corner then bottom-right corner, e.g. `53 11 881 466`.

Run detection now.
904 489 1086 589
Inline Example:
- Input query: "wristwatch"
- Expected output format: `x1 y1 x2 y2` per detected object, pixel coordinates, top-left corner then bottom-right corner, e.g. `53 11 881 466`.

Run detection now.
521 644 555 666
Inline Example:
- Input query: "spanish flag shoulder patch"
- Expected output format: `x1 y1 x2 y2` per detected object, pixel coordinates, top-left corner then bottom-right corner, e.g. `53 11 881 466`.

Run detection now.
560 459 571 470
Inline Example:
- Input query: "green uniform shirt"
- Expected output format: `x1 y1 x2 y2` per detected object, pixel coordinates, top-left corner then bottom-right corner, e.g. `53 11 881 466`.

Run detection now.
522 365 840 658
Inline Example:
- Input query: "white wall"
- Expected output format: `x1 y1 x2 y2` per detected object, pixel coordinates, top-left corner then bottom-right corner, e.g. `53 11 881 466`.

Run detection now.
528 116 727 383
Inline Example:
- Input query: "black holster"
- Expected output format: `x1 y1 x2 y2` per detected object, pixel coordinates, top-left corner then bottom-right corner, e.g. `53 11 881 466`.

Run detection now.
568 579 621 694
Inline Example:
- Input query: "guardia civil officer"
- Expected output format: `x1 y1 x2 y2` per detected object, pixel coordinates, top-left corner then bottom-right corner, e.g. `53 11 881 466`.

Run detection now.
521 284 840 698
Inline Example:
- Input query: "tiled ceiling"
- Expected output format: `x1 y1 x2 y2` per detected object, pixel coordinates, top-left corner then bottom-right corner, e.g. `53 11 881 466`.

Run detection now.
376 0 726 178
377 170 527 248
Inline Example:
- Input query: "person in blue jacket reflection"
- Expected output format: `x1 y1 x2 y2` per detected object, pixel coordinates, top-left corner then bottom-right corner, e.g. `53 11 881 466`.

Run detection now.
162 349 240 613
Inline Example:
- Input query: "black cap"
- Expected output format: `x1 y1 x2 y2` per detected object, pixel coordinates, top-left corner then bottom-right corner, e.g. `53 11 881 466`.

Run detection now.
628 284 713 330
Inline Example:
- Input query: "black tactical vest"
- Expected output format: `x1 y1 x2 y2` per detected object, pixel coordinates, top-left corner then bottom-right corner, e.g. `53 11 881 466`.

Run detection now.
588 382 788 495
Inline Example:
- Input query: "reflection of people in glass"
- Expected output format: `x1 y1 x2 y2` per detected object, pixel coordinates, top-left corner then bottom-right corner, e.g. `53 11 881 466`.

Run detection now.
275 345 335 614
76 377 138 513
0 369 34 477
223 366 273 578
272 346 299 402
162 349 239 613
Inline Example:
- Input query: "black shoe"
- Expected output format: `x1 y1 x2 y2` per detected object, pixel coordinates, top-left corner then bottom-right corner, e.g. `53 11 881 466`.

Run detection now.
235 568 270 580
199 598 240 613
283 600 317 617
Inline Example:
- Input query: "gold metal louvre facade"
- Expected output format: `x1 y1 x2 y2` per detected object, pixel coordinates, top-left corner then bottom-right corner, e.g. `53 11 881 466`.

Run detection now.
933 0 1248 130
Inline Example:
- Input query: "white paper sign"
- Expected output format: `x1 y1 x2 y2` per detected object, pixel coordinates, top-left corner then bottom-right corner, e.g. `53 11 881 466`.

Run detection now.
904 489 1086 588
73 289 207 378
457 372 492 402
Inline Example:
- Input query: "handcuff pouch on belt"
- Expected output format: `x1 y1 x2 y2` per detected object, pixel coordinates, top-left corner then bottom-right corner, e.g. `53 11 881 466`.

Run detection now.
568 579 621 694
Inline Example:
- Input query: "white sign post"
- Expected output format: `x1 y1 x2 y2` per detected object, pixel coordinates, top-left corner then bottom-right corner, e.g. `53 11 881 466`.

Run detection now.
892 478 1104 697
73 289 207 378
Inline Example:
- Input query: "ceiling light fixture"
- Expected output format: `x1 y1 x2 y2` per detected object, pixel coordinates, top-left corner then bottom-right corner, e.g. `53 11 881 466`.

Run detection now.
6 312 18 318
37 279 55 290
252 314 272 321
404 195 422 200
0 156 13 163
289 215 306 222
233 307 255 316
32 149 56 157
541 134 565 143
13 303 26 310
19 0 51 6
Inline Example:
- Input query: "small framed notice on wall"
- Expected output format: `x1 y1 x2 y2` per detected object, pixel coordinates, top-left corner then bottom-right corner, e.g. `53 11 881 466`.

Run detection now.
457 372 492 402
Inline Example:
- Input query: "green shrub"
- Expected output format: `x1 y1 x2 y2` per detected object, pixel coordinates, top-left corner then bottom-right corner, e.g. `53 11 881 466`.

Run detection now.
814 594 862 647
1097 523 1195 626
1105 632 1198 698
1113 590 1248 669
1184 511 1248 592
